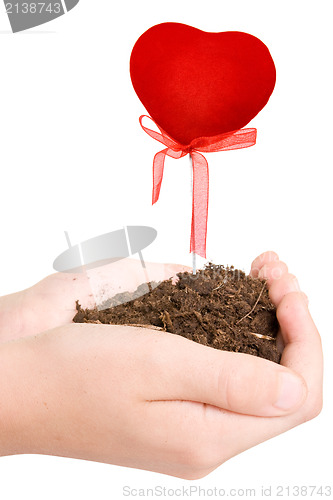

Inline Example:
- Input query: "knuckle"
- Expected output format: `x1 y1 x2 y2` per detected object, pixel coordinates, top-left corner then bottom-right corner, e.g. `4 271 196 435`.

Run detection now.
305 394 323 422
177 437 212 471
296 388 323 424
170 418 222 474
179 468 213 480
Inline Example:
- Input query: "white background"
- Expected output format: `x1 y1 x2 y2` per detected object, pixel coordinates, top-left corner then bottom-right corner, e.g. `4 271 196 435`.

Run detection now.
0 0 332 498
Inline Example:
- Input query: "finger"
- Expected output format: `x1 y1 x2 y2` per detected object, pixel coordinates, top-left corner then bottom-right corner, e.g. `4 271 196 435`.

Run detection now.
76 260 190 306
258 261 289 286
250 251 280 277
90 259 189 285
277 292 323 415
268 272 308 308
147 262 191 284
263 269 308 365
144 333 307 417
278 292 321 360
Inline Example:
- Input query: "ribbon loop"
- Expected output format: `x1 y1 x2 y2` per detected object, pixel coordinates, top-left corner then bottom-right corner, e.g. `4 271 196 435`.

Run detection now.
140 115 257 258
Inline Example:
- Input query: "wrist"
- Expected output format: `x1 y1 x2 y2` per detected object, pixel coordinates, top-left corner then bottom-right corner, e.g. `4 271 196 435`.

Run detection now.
0 331 63 457
0 337 30 456
0 325 108 460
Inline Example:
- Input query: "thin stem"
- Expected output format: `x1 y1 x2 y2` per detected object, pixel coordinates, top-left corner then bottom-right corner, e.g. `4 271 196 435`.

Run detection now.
189 153 196 275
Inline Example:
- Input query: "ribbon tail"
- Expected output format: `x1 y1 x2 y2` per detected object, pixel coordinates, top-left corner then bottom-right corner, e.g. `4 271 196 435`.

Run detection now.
152 149 168 204
190 151 209 259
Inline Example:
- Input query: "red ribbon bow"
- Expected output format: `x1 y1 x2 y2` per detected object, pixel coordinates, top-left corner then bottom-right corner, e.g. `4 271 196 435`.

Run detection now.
139 115 257 258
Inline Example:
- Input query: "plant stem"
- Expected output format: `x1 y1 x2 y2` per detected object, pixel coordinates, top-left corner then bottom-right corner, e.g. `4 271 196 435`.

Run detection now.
189 153 197 275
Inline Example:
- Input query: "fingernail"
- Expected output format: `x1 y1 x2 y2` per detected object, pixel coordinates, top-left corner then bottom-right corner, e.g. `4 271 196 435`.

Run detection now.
275 372 306 411
291 277 301 292
258 265 268 279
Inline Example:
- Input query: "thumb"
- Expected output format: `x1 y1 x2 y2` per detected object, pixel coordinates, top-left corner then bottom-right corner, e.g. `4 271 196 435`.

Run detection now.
149 333 307 417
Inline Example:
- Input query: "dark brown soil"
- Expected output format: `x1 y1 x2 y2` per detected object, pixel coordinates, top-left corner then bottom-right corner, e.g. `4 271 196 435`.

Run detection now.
73 263 281 363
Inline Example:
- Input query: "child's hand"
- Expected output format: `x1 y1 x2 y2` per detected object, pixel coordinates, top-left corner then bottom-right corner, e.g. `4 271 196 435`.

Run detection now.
0 259 189 342
0 252 323 479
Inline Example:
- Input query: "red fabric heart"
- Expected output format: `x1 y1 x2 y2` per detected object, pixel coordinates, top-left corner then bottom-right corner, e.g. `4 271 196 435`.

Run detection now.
130 23 276 146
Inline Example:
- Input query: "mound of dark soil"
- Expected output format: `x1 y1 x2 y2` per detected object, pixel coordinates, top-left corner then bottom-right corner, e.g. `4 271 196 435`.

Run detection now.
73 263 280 363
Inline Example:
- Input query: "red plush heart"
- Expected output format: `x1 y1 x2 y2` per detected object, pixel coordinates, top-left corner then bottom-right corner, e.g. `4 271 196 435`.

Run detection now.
130 23 276 146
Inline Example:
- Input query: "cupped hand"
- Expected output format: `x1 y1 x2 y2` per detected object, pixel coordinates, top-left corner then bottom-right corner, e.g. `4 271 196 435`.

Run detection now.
1 252 323 479
0 259 189 342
